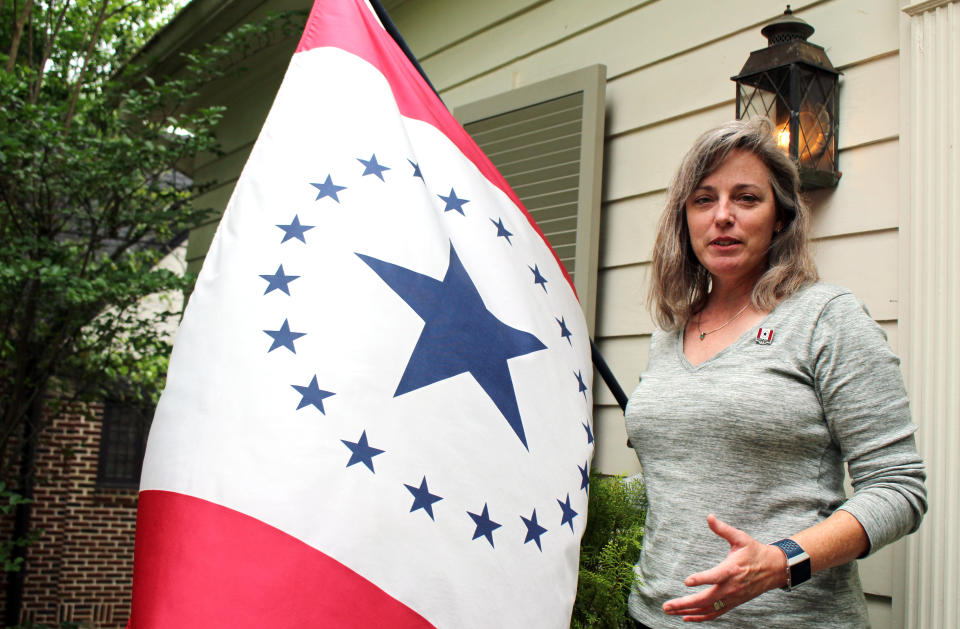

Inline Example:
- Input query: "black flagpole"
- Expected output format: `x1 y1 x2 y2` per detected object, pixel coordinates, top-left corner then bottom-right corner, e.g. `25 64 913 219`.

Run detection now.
367 0 629 414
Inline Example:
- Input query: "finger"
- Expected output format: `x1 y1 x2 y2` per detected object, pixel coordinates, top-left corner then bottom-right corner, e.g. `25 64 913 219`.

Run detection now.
681 611 726 622
684 561 738 587
677 599 734 622
663 585 722 612
706 513 750 546
665 602 720 616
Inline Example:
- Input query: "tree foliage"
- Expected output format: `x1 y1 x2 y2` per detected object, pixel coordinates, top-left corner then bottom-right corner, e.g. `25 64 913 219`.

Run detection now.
0 0 220 477
572 473 646 629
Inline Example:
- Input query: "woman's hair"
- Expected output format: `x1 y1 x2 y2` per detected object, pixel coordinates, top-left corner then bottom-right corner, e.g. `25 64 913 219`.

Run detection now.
648 118 818 331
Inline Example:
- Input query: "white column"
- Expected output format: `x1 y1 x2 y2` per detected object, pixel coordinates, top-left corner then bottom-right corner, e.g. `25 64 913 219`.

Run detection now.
898 1 960 627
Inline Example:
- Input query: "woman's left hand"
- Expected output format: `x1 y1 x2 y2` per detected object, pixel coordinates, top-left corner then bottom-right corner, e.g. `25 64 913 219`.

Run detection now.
662 514 786 622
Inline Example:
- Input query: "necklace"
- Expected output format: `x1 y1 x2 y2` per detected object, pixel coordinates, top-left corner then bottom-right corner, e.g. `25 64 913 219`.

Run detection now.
698 302 750 340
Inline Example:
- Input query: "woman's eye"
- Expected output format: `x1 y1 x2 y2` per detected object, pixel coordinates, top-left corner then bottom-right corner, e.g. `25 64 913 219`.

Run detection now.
739 194 759 204
692 196 712 205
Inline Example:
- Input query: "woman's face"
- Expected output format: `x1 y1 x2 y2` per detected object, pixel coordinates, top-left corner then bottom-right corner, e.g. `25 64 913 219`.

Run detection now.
685 149 780 288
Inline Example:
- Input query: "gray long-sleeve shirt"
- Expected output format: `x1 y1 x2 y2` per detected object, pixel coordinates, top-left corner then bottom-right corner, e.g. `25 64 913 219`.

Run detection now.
625 283 926 628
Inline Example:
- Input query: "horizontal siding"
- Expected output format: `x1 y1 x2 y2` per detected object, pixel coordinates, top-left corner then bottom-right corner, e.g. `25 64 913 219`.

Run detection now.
392 0 543 60
433 0 810 111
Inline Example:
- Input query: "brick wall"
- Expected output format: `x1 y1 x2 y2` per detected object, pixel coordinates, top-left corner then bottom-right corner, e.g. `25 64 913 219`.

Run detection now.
4 401 138 628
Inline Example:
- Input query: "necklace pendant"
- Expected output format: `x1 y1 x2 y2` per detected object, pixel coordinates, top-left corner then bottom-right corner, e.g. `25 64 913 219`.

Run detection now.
699 332 705 340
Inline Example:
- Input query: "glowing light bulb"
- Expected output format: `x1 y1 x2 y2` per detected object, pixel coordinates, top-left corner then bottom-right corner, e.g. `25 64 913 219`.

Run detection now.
776 123 791 150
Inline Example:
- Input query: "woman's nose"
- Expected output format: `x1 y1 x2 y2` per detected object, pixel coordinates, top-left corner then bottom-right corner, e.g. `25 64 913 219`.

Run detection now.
714 198 734 225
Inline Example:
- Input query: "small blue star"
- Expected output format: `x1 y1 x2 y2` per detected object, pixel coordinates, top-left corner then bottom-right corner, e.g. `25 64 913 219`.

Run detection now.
558 493 578 532
276 215 314 244
408 159 423 179
529 265 548 293
578 461 590 492
263 319 306 353
291 376 334 414
438 188 469 215
341 430 385 473
582 421 594 444
490 217 513 244
467 503 501 548
259 265 300 295
574 370 588 399
311 175 346 202
521 509 548 551
404 476 443 520
556 316 572 345
358 154 390 181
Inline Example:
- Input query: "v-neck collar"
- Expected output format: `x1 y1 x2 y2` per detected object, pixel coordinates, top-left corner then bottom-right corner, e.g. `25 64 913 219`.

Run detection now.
677 306 780 371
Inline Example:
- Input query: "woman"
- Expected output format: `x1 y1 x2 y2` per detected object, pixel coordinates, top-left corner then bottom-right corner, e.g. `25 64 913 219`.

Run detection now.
625 119 926 628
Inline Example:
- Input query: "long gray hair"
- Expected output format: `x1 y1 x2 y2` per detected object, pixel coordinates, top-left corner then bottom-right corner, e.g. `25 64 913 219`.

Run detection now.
648 119 818 331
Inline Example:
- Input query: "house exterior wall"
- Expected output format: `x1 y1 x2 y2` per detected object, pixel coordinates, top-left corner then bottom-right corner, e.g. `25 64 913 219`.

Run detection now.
4 402 137 628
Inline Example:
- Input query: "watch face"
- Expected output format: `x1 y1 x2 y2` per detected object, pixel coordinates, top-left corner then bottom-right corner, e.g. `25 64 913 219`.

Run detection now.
792 557 812 586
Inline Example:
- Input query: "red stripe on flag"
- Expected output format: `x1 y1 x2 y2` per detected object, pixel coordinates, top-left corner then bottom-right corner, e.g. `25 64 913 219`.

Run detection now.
128 490 434 629
295 0 577 296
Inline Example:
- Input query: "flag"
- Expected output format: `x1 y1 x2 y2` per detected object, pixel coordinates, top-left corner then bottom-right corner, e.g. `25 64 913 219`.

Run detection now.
129 0 594 627
756 327 774 345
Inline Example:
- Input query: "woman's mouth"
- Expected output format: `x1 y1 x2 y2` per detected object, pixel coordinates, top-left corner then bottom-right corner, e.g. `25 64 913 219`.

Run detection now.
710 238 741 247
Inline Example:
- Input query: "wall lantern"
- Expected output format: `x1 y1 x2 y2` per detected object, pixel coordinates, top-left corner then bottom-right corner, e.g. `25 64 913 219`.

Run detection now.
732 6 840 189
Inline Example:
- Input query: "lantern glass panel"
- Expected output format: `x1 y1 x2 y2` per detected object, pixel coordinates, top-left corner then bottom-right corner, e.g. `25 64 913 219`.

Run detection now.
794 66 837 173
737 79 791 151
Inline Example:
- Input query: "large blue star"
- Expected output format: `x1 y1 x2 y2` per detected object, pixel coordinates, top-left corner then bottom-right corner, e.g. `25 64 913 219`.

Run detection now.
408 159 423 179
341 430 385 473
578 460 590 492
490 217 513 244
438 188 469 215
582 420 594 444
529 264 548 293
311 175 346 202
276 215 314 243
556 316 572 345
260 265 299 295
521 508 548 551
558 493 579 532
358 154 390 181
574 369 588 399
263 319 306 353
468 503 501 548
357 244 546 449
404 476 443 520
291 375 334 414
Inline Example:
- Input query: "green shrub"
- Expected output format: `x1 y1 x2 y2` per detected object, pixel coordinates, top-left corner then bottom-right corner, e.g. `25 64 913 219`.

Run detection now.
572 472 646 629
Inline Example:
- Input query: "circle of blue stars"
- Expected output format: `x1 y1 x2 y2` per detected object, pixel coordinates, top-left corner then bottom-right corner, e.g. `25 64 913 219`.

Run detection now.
255 148 594 553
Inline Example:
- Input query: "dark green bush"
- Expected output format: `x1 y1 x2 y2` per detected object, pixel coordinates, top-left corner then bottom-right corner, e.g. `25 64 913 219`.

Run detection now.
572 472 646 629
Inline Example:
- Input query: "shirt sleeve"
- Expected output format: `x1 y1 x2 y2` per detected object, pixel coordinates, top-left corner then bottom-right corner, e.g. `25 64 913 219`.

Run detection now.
811 292 927 554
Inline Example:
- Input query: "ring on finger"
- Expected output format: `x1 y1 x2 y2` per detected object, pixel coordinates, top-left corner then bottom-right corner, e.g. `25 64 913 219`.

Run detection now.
713 599 726 611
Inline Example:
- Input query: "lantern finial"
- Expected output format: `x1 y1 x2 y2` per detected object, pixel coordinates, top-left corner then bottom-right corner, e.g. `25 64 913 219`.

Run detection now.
761 6 815 45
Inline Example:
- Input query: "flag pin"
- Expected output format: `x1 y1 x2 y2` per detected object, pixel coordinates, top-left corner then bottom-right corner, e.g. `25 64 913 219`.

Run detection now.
756 327 774 345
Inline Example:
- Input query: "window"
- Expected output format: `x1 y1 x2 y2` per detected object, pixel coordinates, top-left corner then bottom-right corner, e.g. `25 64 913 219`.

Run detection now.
96 400 152 489
455 65 607 334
